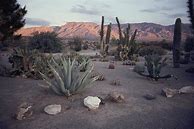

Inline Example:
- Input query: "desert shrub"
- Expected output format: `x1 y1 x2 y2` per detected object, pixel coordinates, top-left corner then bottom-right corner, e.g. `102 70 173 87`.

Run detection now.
8 46 54 79
8 46 38 77
82 43 89 50
29 32 62 53
40 57 98 97
184 37 194 52
69 37 82 51
139 46 166 56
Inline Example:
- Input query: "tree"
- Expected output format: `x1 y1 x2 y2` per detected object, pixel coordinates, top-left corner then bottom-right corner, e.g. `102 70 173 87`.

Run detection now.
0 0 27 43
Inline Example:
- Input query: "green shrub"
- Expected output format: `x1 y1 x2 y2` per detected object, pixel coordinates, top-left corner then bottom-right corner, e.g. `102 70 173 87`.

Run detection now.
8 46 38 76
69 37 82 51
139 46 166 56
145 54 167 79
184 37 194 52
40 57 98 97
29 32 62 53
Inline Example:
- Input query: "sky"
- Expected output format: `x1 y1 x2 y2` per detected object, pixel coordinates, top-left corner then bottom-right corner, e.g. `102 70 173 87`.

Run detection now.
18 0 190 27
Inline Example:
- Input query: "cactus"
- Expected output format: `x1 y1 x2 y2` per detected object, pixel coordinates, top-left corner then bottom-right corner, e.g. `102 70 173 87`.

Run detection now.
99 16 111 57
173 18 182 68
100 16 104 53
187 0 194 33
115 17 139 61
116 17 123 42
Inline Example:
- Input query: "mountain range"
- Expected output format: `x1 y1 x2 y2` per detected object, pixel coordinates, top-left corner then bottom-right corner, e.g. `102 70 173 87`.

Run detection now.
16 22 192 42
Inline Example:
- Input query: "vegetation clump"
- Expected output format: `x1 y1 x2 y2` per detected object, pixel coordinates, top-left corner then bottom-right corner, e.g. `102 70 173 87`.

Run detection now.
29 32 62 53
40 57 98 97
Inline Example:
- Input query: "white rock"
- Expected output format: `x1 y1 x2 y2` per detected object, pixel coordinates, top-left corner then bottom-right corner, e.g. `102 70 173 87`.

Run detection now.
84 96 101 110
44 104 61 115
179 86 194 94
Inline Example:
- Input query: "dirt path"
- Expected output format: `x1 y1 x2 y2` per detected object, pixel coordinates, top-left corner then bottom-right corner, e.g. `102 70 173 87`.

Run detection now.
0 61 194 129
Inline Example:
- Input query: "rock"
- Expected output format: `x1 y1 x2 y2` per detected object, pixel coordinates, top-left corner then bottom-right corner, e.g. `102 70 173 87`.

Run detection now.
108 63 115 69
133 63 145 73
162 88 179 98
179 86 194 94
107 92 125 103
144 94 156 100
44 104 61 115
15 102 33 120
84 96 101 110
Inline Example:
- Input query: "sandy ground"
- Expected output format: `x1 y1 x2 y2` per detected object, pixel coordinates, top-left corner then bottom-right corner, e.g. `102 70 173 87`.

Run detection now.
0 53 194 129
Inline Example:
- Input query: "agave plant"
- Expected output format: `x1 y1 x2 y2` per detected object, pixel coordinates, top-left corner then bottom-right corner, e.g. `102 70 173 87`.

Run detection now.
136 54 175 81
145 54 167 79
40 57 98 97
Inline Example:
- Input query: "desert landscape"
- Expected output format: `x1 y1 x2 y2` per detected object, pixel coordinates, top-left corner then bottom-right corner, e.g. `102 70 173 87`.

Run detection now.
0 0 194 129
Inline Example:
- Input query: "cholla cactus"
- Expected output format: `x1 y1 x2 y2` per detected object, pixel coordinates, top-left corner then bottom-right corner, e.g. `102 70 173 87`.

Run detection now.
115 17 138 61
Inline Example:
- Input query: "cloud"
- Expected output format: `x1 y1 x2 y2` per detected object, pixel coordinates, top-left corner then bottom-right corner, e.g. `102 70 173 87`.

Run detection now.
70 4 100 15
140 6 173 13
26 17 51 26
167 13 187 18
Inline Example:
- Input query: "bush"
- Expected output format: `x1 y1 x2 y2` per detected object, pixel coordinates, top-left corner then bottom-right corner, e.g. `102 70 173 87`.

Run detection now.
139 46 166 56
40 57 98 97
184 37 194 52
69 37 82 51
29 32 62 53
8 46 38 77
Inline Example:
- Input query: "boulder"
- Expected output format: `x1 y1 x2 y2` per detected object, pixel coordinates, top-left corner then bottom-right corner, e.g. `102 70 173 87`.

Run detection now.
162 88 179 98
15 102 33 120
108 63 115 69
107 92 125 103
84 96 101 110
44 104 61 115
179 86 194 94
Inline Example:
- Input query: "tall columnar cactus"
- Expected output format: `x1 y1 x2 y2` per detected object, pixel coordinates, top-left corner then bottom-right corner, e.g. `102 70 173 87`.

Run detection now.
187 0 194 33
173 18 182 68
99 16 111 56
105 23 112 54
100 16 104 53
116 17 123 42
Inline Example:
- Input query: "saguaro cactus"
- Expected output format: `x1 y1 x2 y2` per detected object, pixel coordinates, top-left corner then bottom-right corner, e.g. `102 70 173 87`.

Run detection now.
100 16 104 53
173 18 182 68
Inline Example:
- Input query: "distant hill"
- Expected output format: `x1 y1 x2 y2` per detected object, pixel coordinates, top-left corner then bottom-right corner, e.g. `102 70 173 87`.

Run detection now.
16 22 192 42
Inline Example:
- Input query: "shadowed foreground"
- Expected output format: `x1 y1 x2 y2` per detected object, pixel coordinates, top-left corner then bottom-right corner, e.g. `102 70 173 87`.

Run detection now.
0 61 194 129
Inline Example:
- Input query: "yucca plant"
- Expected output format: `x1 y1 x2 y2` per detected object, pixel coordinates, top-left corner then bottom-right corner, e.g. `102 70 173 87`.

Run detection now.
40 57 98 97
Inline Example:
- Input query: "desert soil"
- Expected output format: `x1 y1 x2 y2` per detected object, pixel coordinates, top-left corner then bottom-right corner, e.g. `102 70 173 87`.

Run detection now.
0 53 194 129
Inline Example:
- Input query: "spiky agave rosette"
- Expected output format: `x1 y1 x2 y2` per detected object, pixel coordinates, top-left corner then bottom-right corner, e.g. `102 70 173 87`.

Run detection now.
40 57 98 97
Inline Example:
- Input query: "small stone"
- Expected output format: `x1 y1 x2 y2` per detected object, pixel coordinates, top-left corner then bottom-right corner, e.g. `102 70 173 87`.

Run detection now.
44 104 61 115
107 92 125 103
108 63 115 69
84 96 101 110
15 102 33 120
144 94 156 100
162 88 179 98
